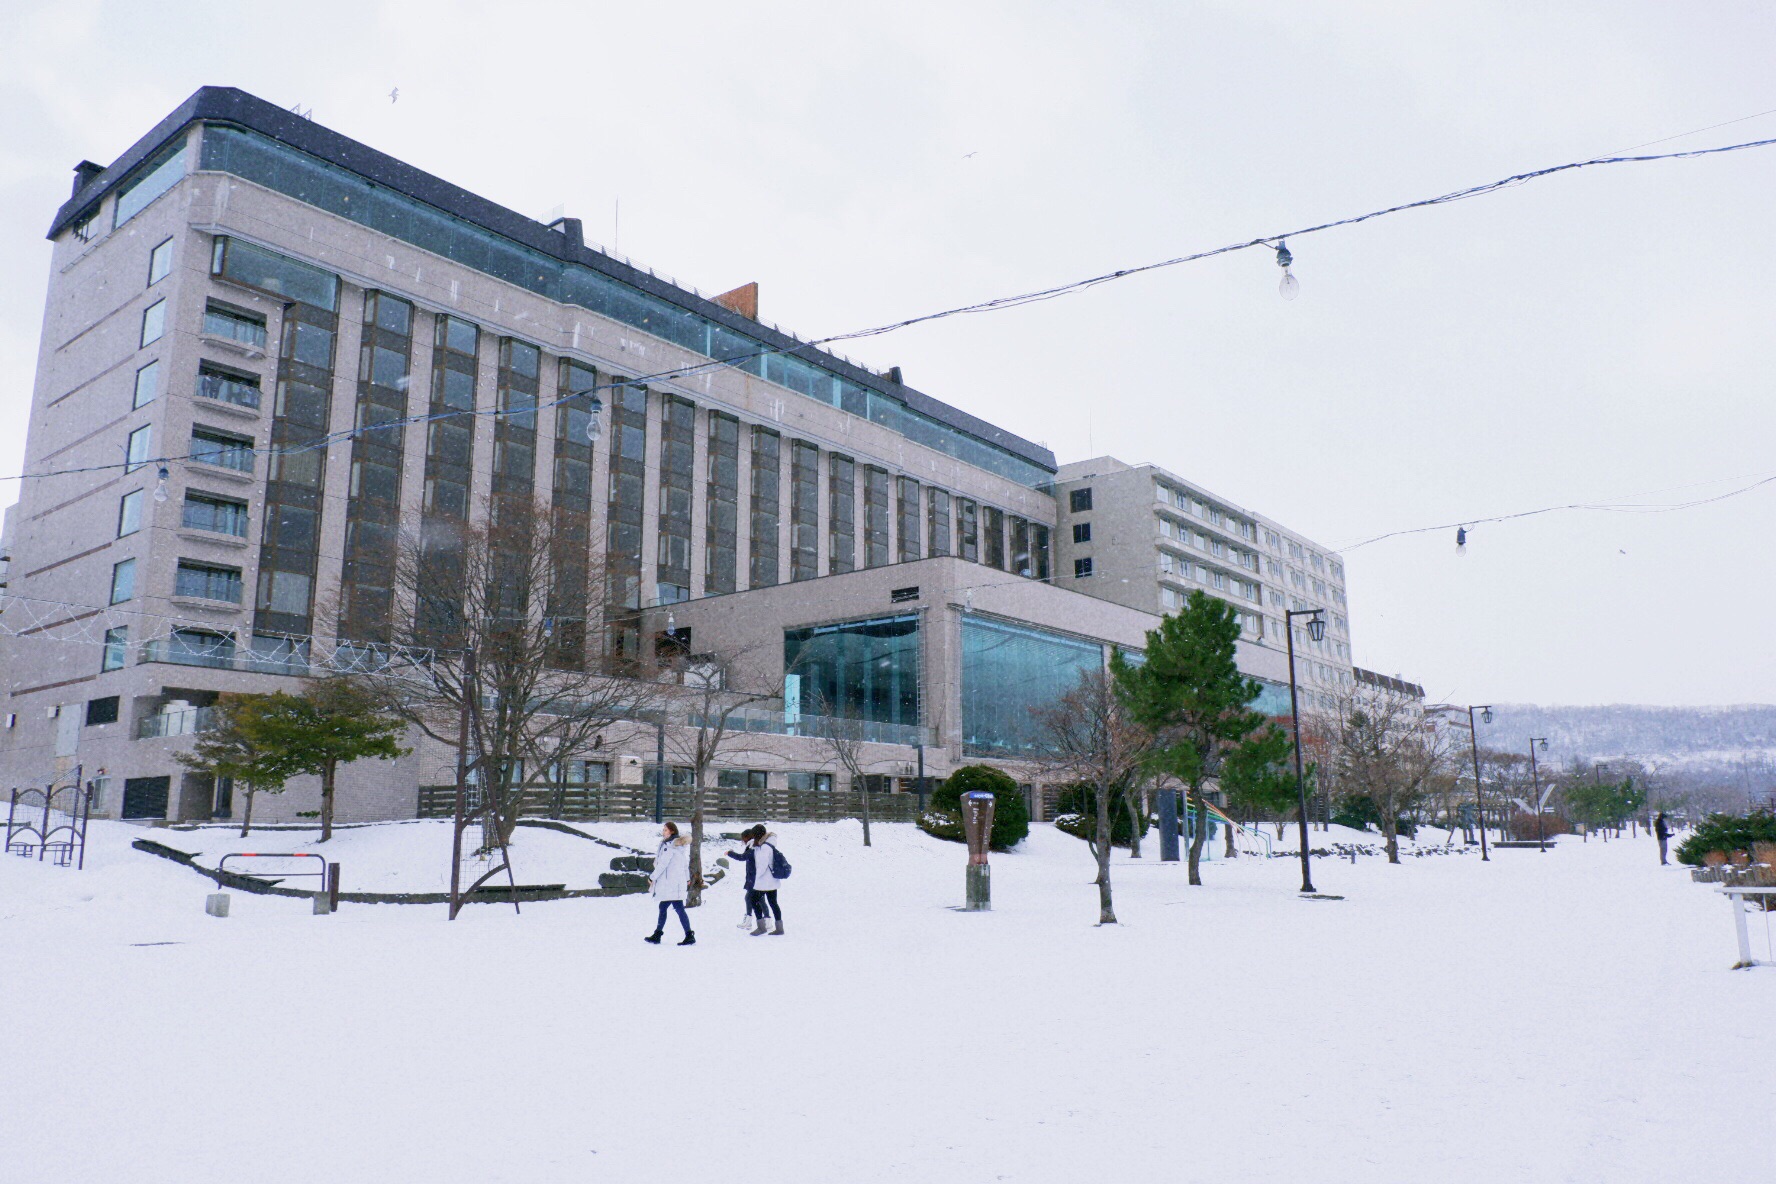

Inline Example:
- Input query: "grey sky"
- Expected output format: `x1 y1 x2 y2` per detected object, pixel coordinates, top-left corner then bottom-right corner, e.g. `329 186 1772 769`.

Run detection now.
2 0 1772 707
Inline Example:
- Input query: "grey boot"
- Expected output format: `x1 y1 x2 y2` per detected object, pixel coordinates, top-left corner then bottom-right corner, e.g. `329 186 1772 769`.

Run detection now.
770 919 785 936
751 916 769 936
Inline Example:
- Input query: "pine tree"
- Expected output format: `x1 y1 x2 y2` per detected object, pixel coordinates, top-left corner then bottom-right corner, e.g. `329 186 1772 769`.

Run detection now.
257 681 409 841
1112 590 1277 886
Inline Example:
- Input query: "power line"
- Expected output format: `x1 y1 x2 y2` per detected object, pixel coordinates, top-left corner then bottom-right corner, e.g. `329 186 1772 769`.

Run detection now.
8 131 1776 490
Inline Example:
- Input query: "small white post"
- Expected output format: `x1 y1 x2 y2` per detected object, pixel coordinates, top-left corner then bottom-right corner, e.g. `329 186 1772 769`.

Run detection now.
204 893 230 918
1730 891 1754 969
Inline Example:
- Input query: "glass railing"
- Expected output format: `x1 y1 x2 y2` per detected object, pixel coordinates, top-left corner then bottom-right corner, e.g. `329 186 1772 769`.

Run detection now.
139 638 308 676
196 371 262 409
137 706 216 739
190 440 255 473
693 705 928 747
202 311 268 350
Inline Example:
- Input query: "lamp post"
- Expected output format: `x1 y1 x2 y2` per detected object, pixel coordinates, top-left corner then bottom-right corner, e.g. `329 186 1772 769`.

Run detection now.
1285 608 1325 894
1466 705 1493 861
1527 736 1549 852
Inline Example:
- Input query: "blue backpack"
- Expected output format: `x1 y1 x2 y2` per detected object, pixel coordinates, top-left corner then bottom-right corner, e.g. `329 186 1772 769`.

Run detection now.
769 845 792 880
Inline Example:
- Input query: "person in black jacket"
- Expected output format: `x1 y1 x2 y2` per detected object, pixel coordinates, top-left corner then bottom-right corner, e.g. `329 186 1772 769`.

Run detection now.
727 824 785 936
1655 812 1673 865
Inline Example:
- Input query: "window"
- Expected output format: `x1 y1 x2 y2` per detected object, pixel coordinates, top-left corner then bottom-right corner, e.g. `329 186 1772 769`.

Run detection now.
706 412 740 592
203 301 268 349
786 772 833 792
256 568 312 615
176 560 243 603
1072 522 1092 544
117 490 143 537
166 628 235 669
862 465 889 568
140 299 165 347
982 506 1005 570
124 424 152 471
827 454 855 575
890 586 920 603
133 360 160 409
147 238 173 285
926 489 951 559
791 441 820 581
211 236 339 311
961 616 1102 756
114 139 186 227
1073 557 1094 578
955 497 978 563
182 492 249 536
783 614 920 728
196 362 261 409
896 476 922 563
109 558 136 604
101 627 128 672
191 427 254 472
85 696 120 726
718 769 770 790
750 426 782 587
1069 488 1093 513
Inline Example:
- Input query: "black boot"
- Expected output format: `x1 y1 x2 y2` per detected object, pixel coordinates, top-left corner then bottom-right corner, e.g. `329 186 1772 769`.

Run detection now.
644 930 663 944
677 930 696 946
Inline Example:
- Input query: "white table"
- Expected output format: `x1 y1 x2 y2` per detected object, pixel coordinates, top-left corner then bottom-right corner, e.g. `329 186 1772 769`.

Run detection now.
1716 886 1776 969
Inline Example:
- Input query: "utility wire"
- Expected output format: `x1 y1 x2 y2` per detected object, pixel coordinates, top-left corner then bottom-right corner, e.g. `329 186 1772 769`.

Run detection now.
7 131 1776 489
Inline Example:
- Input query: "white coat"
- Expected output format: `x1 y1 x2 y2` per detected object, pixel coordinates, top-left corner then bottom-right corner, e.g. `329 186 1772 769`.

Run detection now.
650 836 691 901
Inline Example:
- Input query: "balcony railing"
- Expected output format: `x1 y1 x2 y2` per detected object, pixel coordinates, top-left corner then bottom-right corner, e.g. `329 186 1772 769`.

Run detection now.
137 706 217 739
196 371 262 410
691 705 928 748
139 638 309 676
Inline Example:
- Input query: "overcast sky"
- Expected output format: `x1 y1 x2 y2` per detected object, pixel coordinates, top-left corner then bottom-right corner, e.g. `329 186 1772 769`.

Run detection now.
2 0 1773 708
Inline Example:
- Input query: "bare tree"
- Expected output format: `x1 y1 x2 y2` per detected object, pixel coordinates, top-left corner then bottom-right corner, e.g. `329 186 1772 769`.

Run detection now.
346 502 662 853
658 645 783 905
808 697 878 847
1032 669 1154 925
1316 682 1455 863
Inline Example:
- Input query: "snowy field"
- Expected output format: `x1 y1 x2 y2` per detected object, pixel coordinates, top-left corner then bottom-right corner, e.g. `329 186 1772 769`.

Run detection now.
2 819 1770 1183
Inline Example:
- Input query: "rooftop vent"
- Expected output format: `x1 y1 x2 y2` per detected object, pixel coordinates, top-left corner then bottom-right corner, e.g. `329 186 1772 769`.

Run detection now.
71 160 105 197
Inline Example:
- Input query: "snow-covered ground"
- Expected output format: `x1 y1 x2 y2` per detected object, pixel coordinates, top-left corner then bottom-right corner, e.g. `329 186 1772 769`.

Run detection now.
2 819 1769 1182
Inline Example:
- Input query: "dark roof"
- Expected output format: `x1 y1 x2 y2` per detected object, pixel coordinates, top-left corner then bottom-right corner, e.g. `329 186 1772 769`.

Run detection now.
1353 667 1425 699
51 86 1055 473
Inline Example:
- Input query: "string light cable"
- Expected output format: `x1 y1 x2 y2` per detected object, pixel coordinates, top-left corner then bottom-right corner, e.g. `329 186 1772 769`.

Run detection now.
5 130 1776 490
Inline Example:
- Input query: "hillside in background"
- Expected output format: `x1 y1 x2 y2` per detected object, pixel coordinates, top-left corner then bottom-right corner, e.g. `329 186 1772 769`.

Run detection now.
1482 704 1776 809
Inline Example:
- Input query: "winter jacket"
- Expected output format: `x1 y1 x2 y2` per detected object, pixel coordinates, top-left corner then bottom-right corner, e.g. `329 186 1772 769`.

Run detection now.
726 835 781 892
650 836 691 901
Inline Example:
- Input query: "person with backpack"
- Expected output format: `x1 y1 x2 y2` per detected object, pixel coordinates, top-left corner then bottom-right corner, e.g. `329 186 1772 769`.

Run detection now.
645 821 694 946
727 824 788 936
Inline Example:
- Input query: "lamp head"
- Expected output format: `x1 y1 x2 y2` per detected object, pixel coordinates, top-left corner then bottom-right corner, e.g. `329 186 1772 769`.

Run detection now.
1306 613 1326 642
1538 738 1548 752
1480 706 1493 725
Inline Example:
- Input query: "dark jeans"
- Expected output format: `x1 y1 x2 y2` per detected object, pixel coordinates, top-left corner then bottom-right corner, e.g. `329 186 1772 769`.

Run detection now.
655 899 690 934
748 889 781 922
1658 837 1669 865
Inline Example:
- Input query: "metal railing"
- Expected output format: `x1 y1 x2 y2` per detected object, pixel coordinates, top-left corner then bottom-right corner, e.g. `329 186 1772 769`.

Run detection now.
196 371 262 409
137 706 217 739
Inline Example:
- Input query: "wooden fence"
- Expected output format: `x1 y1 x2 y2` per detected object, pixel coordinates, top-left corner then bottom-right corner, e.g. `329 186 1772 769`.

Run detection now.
417 784 926 825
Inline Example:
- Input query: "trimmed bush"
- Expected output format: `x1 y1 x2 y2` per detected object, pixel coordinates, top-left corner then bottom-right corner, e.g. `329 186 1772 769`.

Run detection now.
1051 782 1148 849
1676 809 1776 867
924 765 1030 851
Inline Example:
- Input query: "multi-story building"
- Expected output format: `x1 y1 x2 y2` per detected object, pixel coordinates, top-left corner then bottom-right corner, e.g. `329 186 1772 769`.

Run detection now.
1050 458 1354 710
0 87 1355 825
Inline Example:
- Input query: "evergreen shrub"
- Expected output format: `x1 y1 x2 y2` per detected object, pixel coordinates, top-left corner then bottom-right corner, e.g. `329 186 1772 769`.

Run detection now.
1051 782 1148 849
920 765 1029 850
1676 809 1776 866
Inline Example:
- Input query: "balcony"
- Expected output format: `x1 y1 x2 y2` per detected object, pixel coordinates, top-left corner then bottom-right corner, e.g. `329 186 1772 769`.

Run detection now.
139 638 309 676
691 705 929 748
196 371 262 411
137 705 216 739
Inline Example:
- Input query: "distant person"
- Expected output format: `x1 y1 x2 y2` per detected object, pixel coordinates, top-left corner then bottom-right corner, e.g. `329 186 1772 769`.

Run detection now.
645 822 694 946
728 824 786 936
1654 812 1673 866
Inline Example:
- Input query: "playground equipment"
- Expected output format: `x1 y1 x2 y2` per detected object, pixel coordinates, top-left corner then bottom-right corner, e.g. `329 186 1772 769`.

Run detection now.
5 768 93 868
216 852 340 912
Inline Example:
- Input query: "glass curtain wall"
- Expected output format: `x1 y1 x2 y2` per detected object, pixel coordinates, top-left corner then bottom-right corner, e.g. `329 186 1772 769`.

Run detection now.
705 412 740 594
927 489 951 558
827 455 855 574
550 359 598 667
862 466 890 568
606 382 647 661
961 616 1102 755
657 395 695 602
340 291 411 642
232 238 340 646
783 614 921 727
896 477 921 562
790 441 820 581
417 314 478 644
749 426 781 588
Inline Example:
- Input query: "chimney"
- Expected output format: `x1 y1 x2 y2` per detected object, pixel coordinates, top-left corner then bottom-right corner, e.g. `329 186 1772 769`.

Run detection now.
713 282 759 320
547 216 584 249
887 366 904 385
71 160 105 197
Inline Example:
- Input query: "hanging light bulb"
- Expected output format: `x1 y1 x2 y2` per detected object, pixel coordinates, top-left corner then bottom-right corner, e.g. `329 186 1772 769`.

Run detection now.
1275 240 1299 300
153 465 170 503
585 396 604 442
1455 526 1468 555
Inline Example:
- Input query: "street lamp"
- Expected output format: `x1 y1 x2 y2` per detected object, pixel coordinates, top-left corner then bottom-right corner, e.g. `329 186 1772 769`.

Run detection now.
1466 705 1493 861
1285 607 1326 894
1528 736 1549 852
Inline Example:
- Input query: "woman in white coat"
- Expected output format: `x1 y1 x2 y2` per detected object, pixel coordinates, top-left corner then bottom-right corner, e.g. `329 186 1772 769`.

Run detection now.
645 822 694 946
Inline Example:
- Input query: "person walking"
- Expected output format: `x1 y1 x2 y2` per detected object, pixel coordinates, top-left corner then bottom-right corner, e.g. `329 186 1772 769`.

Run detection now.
645 822 694 946
1655 811 1673 866
727 824 785 936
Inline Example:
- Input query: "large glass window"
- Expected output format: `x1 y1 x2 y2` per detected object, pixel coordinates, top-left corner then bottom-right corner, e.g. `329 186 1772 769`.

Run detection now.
605 382 647 661
117 490 143 537
114 139 187 227
101 627 128 672
183 491 249 537
148 238 173 285
125 425 152 471
203 301 268 349
657 395 695 600
790 441 819 581
961 616 1102 756
211 236 339 311
549 359 597 667
749 426 780 588
896 477 921 562
109 558 136 604
176 560 244 603
862 466 890 568
827 454 855 575
784 614 921 728
927 489 951 558
705 412 739 594
140 300 165 347
956 498 978 563
197 362 261 409
133 360 160 409
982 506 1005 570
191 426 254 473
